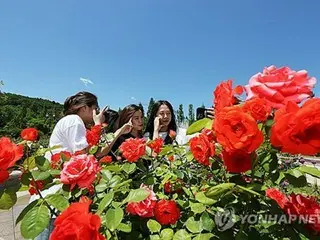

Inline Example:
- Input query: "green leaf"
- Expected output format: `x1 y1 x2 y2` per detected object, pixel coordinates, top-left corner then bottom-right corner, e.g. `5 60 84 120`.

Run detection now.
16 199 40 225
286 169 303 178
187 118 211 135
298 166 320 178
205 183 235 199
32 170 51 181
193 233 214 240
150 235 161 240
147 219 162 233
97 192 114 215
186 217 203 233
173 229 191 240
200 212 215 232
96 182 108 193
101 169 112 181
49 169 61 176
195 192 216 205
45 194 69 212
0 190 17 210
186 151 194 161
190 203 206 214
23 156 36 170
123 188 150 203
160 228 174 240
89 145 99 154
20 204 50 239
236 185 261 196
122 163 137 174
159 145 173 155
105 165 122 172
117 223 132 233
105 207 124 231
35 156 50 171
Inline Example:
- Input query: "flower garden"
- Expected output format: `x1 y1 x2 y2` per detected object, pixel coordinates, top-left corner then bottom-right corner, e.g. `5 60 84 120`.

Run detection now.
0 65 319 240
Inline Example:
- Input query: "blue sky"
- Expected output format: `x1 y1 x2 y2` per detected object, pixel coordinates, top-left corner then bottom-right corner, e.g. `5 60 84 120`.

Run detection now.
1 0 320 112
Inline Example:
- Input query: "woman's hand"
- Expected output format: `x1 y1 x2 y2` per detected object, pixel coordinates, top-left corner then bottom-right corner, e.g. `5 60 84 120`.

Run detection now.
93 106 108 125
154 116 163 132
115 118 133 136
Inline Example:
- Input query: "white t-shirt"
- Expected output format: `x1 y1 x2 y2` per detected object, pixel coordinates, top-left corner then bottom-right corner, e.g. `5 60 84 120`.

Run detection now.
48 114 89 155
31 115 89 204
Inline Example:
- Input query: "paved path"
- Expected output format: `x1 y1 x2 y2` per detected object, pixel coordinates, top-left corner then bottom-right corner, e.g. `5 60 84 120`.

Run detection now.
0 192 29 240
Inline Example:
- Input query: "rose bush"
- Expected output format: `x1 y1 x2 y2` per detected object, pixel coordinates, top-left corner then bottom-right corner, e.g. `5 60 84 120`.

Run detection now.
0 65 319 240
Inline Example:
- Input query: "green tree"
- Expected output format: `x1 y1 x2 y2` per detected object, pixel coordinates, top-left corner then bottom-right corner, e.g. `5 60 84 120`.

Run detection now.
188 104 195 125
146 98 155 119
177 104 185 124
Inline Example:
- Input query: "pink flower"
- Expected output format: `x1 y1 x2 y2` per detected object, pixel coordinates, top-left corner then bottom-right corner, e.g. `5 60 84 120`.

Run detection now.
126 184 157 218
245 65 316 109
60 154 100 190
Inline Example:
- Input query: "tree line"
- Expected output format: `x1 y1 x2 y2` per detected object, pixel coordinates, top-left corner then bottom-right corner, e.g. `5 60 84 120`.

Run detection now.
0 93 197 145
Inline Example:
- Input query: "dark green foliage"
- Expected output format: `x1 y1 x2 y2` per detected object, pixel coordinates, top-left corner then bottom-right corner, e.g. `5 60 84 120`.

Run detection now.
0 92 63 145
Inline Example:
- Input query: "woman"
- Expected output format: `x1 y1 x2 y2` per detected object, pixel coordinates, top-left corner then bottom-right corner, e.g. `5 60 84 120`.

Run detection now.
111 104 144 156
144 100 177 145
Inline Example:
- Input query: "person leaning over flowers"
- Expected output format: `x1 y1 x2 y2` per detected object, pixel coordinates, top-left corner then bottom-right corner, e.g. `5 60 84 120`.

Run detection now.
34 91 118 240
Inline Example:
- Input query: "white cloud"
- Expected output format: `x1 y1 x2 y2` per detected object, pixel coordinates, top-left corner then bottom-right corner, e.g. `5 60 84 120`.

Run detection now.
130 96 137 101
80 77 94 87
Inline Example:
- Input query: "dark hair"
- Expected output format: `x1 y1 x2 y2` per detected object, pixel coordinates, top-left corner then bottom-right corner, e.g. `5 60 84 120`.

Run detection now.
144 100 177 144
114 104 144 136
63 91 98 115
103 109 119 133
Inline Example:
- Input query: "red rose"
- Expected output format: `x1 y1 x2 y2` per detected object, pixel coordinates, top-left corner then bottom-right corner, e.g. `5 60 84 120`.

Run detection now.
169 130 176 139
0 137 24 183
164 182 172 194
86 125 101 146
126 185 157 218
164 180 183 194
51 151 72 169
50 200 105 240
222 150 254 173
242 98 272 122
147 138 164 154
245 65 316 109
271 99 320 155
154 200 180 225
60 154 100 190
189 131 215 166
214 107 263 153
168 155 174 162
286 194 320 233
119 138 146 163
214 79 243 113
99 156 112 164
28 180 45 195
265 188 289 209
21 128 38 141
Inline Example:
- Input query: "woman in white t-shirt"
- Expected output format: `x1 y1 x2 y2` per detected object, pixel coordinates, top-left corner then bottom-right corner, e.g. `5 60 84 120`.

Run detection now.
36 91 122 240
144 100 177 145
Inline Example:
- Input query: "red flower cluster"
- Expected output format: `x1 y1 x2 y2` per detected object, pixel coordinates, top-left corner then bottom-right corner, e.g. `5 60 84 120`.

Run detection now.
245 65 316 109
51 151 72 169
126 185 181 225
86 125 102 146
271 98 320 155
50 198 105 240
189 129 215 166
99 156 112 164
213 79 243 113
147 138 164 154
154 200 181 225
28 180 45 195
60 154 100 190
0 137 24 183
266 188 320 234
119 138 146 162
242 97 272 122
126 185 157 218
21 128 38 141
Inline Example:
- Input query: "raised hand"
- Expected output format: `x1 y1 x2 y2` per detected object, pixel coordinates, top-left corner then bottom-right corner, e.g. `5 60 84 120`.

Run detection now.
154 116 163 132
93 105 108 125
